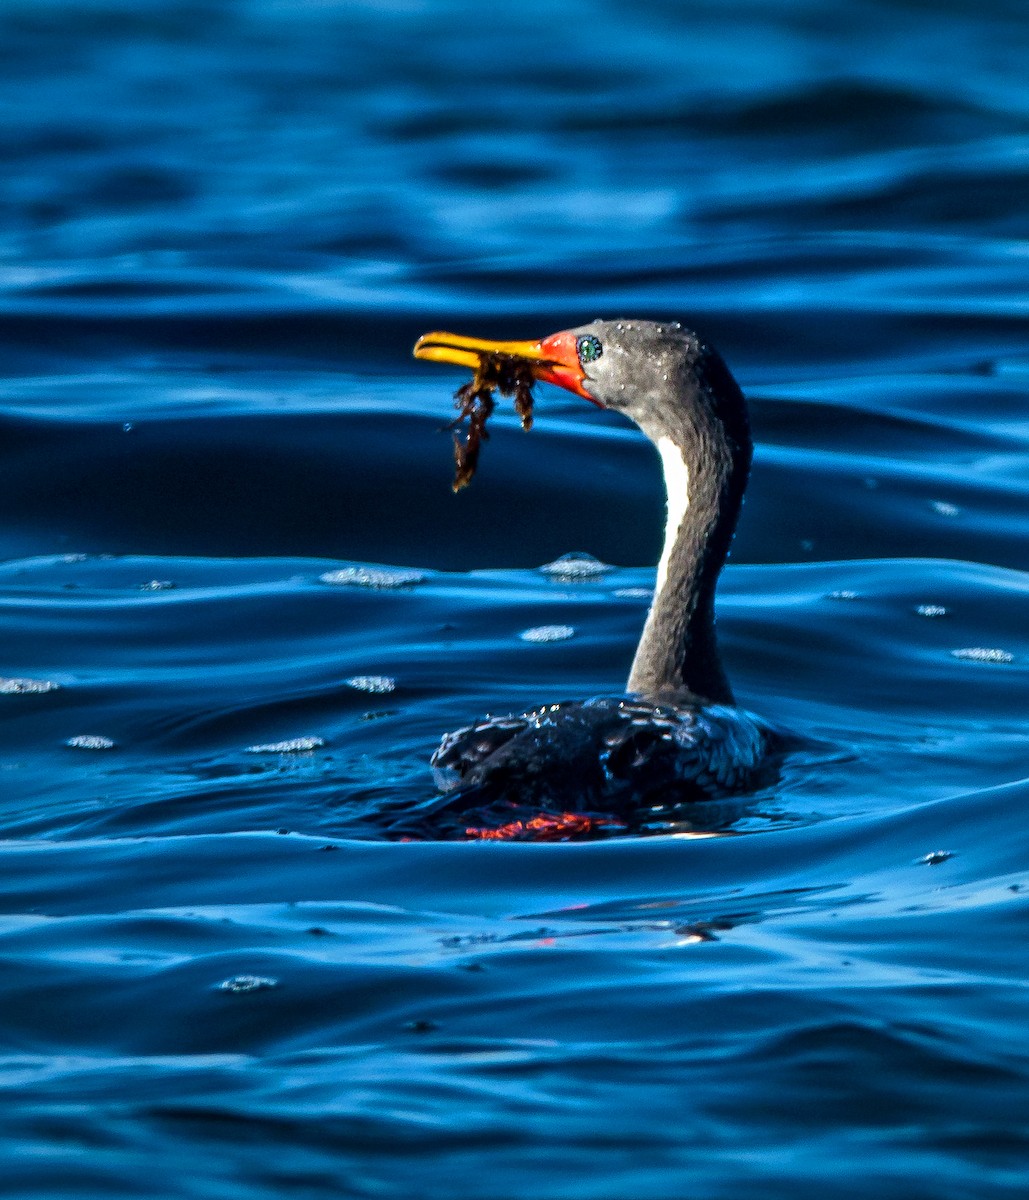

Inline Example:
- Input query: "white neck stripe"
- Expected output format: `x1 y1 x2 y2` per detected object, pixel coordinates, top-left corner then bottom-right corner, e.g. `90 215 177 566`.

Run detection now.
654 436 690 596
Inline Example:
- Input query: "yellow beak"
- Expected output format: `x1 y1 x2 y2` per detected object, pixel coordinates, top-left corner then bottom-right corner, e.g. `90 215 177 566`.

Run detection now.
413 329 594 401
413 331 549 371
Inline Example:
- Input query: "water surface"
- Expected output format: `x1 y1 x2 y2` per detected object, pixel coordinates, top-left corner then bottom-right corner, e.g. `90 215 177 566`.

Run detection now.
1 1 1028 1196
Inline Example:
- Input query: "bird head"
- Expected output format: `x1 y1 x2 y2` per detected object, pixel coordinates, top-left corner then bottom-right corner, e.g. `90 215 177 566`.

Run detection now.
414 319 745 450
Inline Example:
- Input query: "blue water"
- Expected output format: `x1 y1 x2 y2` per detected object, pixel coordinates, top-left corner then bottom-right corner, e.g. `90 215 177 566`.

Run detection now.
2 0 1029 1195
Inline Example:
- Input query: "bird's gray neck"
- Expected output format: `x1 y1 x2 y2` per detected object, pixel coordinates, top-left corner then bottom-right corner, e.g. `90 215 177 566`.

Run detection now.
626 412 749 706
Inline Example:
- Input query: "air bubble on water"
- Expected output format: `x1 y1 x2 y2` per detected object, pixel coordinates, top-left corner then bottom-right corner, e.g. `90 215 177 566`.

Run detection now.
951 647 1014 664
217 974 278 994
615 587 653 599
800 539 814 552
123 422 134 433
520 625 575 643
60 554 89 564
916 604 948 618
920 850 953 866
930 500 960 517
345 675 395 694
66 735 116 750
246 736 325 753
828 590 859 600
319 566 425 589
140 580 175 592
1 677 60 695
539 552 610 581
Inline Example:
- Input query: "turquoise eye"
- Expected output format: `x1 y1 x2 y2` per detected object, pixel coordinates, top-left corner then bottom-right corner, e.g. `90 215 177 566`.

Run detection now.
577 335 602 365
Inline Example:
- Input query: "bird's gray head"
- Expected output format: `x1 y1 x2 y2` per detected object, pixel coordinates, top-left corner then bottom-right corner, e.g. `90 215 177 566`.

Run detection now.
413 317 750 466
562 319 749 456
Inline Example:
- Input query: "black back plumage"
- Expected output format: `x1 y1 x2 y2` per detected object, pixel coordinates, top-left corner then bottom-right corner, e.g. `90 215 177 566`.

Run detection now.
430 696 773 813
